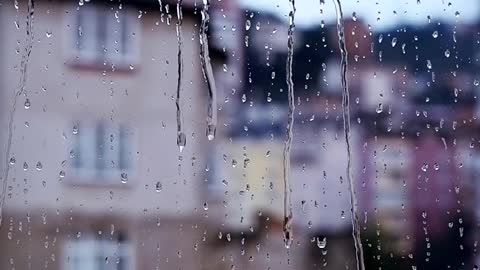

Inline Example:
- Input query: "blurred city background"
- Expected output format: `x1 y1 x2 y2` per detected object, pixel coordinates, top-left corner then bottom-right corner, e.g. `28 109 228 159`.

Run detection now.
0 0 479 269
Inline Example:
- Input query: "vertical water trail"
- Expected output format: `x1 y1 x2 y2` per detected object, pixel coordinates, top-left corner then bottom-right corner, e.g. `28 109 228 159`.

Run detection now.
175 0 186 152
0 0 35 226
157 0 163 12
282 0 296 249
199 0 217 141
157 0 164 22
331 0 365 269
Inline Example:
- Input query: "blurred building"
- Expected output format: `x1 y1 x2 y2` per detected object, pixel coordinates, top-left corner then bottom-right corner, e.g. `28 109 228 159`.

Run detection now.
0 0 214 269
355 22 478 268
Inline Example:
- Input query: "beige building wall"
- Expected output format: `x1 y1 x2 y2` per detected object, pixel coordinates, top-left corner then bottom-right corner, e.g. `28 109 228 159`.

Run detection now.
0 1 215 269
0 1 209 218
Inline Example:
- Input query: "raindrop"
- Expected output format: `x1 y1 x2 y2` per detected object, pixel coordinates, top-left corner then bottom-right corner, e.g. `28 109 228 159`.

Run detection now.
421 163 428 172
444 49 450 58
391 37 397 47
24 99 31 109
120 172 128 184
245 19 251 31
426 60 432 70
316 236 327 249
35 161 42 171
155 181 162 192
177 132 186 152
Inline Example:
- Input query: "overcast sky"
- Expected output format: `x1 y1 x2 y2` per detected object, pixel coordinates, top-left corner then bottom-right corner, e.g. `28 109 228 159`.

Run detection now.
239 0 480 30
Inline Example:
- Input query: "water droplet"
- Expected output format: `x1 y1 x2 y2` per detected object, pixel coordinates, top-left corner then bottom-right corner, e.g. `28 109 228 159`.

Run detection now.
316 236 327 249
120 172 128 183
35 161 43 171
391 37 397 47
444 49 450 58
421 163 428 172
432 30 438 38
177 132 186 152
9 157 16 165
206 125 215 141
155 181 162 192
245 19 251 31
426 60 432 70
241 94 247 103
23 162 29 171
24 99 31 109
284 229 292 249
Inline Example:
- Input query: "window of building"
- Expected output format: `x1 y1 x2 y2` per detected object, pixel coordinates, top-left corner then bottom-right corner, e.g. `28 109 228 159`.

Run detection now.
63 232 133 270
71 121 133 181
66 3 139 67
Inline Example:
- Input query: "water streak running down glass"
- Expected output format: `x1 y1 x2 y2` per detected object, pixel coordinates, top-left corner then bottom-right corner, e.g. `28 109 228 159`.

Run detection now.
282 0 296 250
0 0 34 226
332 0 365 269
199 0 218 141
175 0 186 152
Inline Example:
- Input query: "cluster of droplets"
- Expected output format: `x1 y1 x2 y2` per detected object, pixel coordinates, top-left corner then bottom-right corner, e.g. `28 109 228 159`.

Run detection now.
0 0 35 226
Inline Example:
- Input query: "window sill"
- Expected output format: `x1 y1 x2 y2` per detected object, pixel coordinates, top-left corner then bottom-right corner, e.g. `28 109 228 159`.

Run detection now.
63 174 134 189
66 57 139 73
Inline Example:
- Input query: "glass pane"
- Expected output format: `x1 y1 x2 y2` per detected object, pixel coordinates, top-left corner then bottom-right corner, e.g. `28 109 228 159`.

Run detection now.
0 0 478 270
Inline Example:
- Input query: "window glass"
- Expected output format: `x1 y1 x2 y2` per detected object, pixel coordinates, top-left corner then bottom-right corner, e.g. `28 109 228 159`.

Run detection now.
0 1 479 270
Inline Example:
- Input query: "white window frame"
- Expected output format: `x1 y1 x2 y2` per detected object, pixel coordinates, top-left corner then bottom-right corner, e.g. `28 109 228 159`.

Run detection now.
70 121 134 184
63 235 135 270
64 3 140 68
